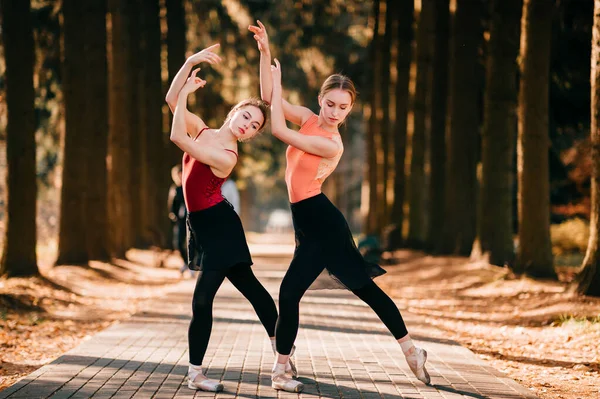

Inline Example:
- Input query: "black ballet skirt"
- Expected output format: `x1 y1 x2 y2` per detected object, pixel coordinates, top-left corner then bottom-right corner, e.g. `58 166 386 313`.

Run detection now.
290 193 386 290
186 200 253 271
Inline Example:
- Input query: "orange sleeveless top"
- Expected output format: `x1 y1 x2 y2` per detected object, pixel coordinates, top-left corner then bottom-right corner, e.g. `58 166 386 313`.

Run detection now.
285 114 344 203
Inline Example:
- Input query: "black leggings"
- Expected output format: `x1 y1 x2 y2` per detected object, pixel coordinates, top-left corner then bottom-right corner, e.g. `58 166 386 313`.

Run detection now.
275 257 409 355
189 264 278 366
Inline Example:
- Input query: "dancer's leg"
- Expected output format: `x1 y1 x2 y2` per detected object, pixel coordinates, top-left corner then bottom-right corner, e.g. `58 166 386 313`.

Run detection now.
187 269 227 391
271 249 324 392
226 264 278 336
352 281 430 384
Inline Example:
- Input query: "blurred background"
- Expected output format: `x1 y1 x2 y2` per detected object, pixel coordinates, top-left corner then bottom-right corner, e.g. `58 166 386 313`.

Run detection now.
0 0 598 293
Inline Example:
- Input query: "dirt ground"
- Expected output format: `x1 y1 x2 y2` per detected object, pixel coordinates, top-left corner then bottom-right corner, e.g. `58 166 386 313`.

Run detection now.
1 237 599 398
377 250 600 399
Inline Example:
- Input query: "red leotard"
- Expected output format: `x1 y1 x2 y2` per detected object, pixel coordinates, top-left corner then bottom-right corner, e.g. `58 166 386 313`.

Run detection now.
182 128 238 212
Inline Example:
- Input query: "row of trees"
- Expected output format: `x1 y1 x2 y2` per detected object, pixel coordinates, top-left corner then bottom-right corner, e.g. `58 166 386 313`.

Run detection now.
0 0 185 275
0 0 599 296
359 0 599 295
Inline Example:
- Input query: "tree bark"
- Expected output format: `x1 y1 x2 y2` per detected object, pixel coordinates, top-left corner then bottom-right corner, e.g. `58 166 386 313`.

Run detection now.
516 0 556 278
426 0 450 253
137 0 167 247
477 0 522 266
83 0 110 261
108 0 135 257
364 0 381 236
387 0 414 249
440 0 483 255
407 1 434 249
576 0 600 296
166 0 187 167
0 0 38 277
57 0 89 265
379 0 394 230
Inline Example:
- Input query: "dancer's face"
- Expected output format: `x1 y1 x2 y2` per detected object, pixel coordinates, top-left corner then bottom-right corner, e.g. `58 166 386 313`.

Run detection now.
318 89 353 128
228 105 265 140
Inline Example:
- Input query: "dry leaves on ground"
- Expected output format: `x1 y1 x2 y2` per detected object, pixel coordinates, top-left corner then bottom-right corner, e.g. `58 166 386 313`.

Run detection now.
0 249 184 391
378 250 600 399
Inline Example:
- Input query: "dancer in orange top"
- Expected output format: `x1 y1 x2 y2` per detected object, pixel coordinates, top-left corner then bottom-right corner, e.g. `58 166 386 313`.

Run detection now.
250 21 431 393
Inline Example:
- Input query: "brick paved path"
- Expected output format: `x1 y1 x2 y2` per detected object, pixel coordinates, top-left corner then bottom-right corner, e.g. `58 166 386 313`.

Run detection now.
0 251 538 399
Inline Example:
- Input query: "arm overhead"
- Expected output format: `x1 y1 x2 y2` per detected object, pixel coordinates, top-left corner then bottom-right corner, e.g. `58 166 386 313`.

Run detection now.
249 20 313 127
165 44 222 137
170 69 237 178
269 59 340 159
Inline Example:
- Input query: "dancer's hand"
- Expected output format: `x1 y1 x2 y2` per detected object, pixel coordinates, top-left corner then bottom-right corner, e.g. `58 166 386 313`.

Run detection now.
248 20 270 53
186 43 222 66
181 68 206 94
270 58 282 86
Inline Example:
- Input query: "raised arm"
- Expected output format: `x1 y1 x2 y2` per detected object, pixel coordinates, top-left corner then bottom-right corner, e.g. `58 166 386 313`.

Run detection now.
249 21 313 127
270 59 339 159
170 69 237 177
165 44 222 136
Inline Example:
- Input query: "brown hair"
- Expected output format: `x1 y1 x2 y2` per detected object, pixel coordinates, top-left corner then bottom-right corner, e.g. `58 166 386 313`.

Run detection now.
319 74 358 104
225 97 269 132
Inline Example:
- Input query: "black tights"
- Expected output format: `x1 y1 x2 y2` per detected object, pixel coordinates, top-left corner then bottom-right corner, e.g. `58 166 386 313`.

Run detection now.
275 256 408 355
188 264 278 366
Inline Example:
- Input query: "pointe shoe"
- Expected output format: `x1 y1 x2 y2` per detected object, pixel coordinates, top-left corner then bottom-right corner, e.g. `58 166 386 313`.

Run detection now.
271 342 298 378
187 367 224 392
405 347 431 385
272 370 304 392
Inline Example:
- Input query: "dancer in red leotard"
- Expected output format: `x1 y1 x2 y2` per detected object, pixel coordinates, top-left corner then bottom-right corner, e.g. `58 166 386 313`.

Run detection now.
166 44 296 392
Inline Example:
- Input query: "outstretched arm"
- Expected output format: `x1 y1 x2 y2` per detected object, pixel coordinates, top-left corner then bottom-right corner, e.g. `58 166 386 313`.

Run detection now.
170 69 237 177
249 21 313 127
165 44 222 136
270 59 339 158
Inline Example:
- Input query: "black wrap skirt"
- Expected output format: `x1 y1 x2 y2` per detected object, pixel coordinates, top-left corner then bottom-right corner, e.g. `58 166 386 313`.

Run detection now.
186 200 253 271
290 193 386 290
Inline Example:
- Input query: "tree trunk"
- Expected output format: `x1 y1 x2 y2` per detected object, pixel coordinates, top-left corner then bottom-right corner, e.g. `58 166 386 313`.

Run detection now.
0 0 38 277
108 0 135 257
83 0 110 261
379 0 394 230
57 0 89 265
140 0 169 248
426 0 450 253
166 0 186 167
516 0 556 278
407 1 434 249
364 0 381 237
478 0 522 266
439 0 483 255
387 0 414 249
129 0 144 247
576 0 600 296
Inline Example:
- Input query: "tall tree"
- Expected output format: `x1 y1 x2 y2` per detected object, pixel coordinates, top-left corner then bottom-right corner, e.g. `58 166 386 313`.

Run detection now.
426 0 450 253
407 1 434 249
57 0 89 265
140 0 168 247
58 0 110 264
477 0 522 266
108 0 135 257
387 0 414 248
440 0 484 255
379 0 394 230
129 0 144 247
83 0 110 261
576 0 600 296
516 0 556 278
364 0 381 236
0 0 38 277
166 0 187 167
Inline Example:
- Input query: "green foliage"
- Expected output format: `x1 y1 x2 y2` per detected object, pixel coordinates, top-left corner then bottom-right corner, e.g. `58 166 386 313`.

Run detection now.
550 218 589 255
552 314 600 327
